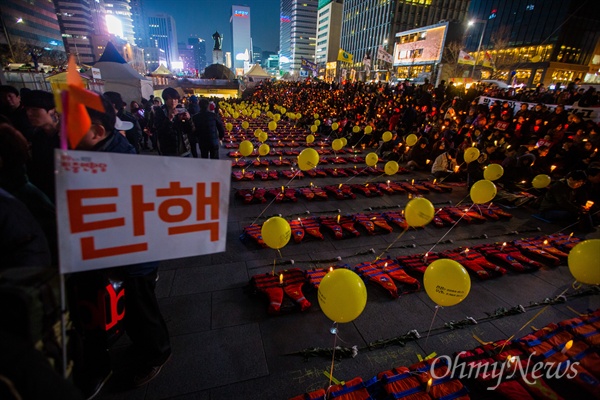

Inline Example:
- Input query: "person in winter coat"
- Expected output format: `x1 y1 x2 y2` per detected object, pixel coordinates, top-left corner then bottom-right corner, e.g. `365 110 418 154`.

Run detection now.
191 98 225 159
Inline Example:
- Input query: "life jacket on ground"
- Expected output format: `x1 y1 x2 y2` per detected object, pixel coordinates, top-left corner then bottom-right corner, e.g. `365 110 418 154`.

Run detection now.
249 268 310 314
472 243 543 273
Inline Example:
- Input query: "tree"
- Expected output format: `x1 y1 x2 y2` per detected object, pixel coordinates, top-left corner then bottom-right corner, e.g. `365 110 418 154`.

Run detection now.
440 41 466 81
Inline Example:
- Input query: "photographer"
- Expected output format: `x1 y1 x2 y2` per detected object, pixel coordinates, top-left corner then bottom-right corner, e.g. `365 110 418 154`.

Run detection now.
153 88 194 157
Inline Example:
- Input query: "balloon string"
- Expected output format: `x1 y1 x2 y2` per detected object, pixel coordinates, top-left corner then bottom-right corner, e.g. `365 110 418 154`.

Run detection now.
363 172 388 185
271 256 276 276
377 228 409 260
342 166 370 185
250 170 300 226
454 193 471 207
426 203 474 255
550 209 600 236
498 285 570 354
327 326 338 397
424 305 440 351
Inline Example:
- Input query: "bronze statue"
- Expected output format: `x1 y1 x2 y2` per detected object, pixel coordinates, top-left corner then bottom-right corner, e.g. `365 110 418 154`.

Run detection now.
212 31 222 51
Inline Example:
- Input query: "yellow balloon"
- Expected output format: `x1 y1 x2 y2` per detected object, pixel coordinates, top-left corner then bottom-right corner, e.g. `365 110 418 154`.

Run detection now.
424 259 471 307
233 112 239 119
318 268 367 323
568 239 600 285
364 125 373 134
254 128 262 138
341 137 347 146
258 143 270 156
470 179 497 204
310 125 318 133
258 131 268 143
315 119 321 126
274 113 281 122
382 131 393 142
306 134 315 144
239 140 253 157
464 147 480 163
365 152 378 167
280 107 286 114
406 134 418 146
313 113 319 119
483 164 504 181
266 111 273 118
268 121 277 131
241 121 249 129
261 216 291 250
532 174 551 189
332 138 343 151
298 148 320 171
353 126 360 133
226 122 233 132
404 197 435 227
331 122 339 131
384 160 399 175
295 112 302 120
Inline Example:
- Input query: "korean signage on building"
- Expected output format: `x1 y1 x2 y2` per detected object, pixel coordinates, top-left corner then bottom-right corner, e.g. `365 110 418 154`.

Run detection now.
55 150 231 273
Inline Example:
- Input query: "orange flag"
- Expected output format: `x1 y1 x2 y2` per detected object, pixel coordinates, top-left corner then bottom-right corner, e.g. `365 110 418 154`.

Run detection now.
62 55 104 149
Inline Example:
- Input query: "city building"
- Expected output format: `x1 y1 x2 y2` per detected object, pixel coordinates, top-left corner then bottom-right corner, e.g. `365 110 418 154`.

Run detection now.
129 0 148 48
231 5 252 74
279 0 318 74
225 51 232 69
465 0 600 87
340 0 469 80
315 0 344 81
178 42 194 73
53 0 107 64
144 46 166 71
147 14 179 70
103 0 135 45
253 45 262 67
188 37 207 75
0 0 64 62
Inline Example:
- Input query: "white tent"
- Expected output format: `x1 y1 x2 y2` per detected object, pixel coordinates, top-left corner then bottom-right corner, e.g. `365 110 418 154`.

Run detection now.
244 64 270 81
85 42 153 105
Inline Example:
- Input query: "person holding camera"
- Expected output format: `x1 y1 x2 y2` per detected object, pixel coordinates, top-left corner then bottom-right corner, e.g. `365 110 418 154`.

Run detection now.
153 88 194 157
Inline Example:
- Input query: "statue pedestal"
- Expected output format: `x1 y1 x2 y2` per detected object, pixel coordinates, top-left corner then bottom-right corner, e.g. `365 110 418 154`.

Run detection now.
213 50 224 65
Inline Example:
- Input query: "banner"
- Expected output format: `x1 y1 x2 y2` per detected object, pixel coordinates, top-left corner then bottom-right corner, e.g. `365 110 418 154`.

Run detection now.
482 51 495 69
301 57 318 76
337 49 353 64
478 96 600 122
55 150 231 273
458 50 475 65
377 46 393 64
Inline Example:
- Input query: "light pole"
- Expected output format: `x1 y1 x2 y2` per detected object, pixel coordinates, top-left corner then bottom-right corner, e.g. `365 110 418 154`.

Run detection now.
468 19 488 79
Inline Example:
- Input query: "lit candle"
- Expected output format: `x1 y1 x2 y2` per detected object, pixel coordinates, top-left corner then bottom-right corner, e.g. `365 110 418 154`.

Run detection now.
411 179 415 186
387 180 390 188
426 159 431 165
550 165 557 172
561 340 573 354
383 262 388 272
424 252 429 263
454 165 460 173
426 378 433 393
281 186 285 193
585 201 594 210
242 168 246 174
543 240 548 246
279 273 284 285
433 178 437 184
463 248 470 256
568 232 574 242
298 217 303 227
310 182 314 188
337 214 341 224
501 242 507 251
472 142 476 147
329 266 334 272
338 183 343 189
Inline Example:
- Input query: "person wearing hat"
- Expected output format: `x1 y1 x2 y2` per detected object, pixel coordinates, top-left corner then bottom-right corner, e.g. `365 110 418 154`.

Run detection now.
21 90 61 201
0 84 33 139
104 91 143 154
152 87 194 157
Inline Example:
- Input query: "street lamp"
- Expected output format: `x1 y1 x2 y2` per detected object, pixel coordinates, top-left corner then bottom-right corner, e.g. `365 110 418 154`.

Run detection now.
468 19 488 79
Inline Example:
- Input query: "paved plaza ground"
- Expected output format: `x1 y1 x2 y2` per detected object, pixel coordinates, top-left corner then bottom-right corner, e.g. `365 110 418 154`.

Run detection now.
99 146 600 400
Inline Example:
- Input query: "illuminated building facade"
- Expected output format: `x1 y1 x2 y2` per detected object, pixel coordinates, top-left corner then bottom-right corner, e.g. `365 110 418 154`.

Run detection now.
279 0 318 74
466 0 600 86
315 0 344 77
147 14 178 70
231 5 252 73
53 0 102 63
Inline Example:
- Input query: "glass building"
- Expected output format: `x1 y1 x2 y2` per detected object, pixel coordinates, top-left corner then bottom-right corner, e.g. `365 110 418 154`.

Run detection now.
465 0 600 86
279 0 318 74
231 5 252 73
147 14 178 70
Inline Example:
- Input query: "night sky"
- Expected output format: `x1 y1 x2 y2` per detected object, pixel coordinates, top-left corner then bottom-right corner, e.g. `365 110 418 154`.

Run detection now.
143 0 281 54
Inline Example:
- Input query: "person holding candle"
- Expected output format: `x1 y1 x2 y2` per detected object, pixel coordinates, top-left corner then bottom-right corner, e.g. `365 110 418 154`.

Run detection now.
431 148 460 181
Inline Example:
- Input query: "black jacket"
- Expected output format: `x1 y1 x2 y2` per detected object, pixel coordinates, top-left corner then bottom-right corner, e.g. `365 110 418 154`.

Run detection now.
192 110 224 146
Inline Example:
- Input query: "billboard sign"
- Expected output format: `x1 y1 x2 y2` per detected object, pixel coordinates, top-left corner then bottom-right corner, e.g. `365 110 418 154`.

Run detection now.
393 22 448 67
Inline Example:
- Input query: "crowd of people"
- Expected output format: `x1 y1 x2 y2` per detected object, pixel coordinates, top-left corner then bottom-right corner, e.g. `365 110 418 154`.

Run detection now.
0 76 599 398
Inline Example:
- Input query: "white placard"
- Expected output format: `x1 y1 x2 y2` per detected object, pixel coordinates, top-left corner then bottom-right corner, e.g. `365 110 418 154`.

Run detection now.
55 150 231 274
91 67 101 80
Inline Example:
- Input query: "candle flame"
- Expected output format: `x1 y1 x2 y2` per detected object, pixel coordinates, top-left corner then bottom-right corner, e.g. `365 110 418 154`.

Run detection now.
242 169 245 174
281 186 285 192
433 178 437 184
543 240 548 245
563 340 573 353
550 165 557 172
338 183 343 189
411 179 415 186
310 182 314 187
279 273 283 284
426 378 433 393
337 214 341 224
502 242 507 246
472 142 476 147
569 232 574 238
329 266 333 272
426 159 431 164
